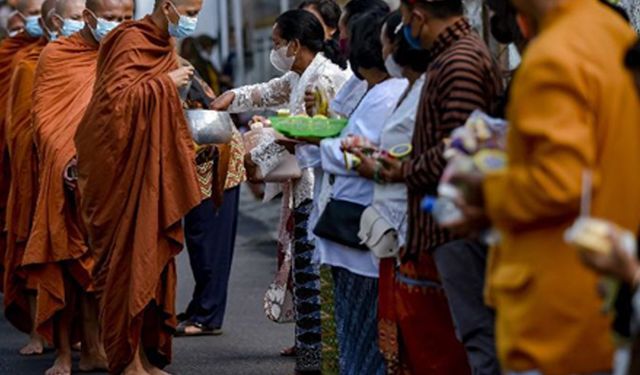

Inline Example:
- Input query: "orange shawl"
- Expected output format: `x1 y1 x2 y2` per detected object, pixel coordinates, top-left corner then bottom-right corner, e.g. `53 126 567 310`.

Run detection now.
23 33 98 342
0 32 40 296
3 38 46 334
75 17 200 374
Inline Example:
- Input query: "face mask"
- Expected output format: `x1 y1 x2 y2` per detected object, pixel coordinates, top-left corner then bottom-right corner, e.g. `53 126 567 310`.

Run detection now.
403 21 423 50
24 15 44 37
167 3 198 39
270 44 295 73
89 13 120 42
384 55 404 79
61 18 85 37
9 30 21 37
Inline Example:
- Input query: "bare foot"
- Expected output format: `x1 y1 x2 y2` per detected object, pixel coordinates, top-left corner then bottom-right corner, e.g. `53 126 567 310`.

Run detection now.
78 351 108 372
19 335 44 356
44 353 72 375
145 367 171 375
122 360 149 375
72 342 81 352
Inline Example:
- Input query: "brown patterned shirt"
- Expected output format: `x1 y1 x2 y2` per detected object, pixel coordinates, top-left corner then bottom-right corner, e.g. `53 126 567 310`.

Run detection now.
402 18 503 259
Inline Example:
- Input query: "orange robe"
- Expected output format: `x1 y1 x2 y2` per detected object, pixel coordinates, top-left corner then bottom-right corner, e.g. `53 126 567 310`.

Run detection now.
23 33 98 343
0 32 40 296
3 37 47 334
75 17 200 374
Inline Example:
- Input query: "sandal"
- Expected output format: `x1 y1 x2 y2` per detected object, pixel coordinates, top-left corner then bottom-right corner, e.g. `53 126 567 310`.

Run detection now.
174 321 223 337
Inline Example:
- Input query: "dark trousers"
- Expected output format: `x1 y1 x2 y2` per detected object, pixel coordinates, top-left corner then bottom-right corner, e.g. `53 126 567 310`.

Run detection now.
433 239 501 375
184 186 240 329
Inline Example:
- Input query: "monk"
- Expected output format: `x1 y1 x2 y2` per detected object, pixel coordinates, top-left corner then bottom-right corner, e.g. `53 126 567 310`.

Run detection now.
0 2 42 299
1 0 53 357
25 0 130 373
74 0 202 373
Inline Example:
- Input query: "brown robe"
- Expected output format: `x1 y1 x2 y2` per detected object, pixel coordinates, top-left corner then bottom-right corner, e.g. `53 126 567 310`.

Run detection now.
3 37 47 334
23 33 98 343
0 32 40 296
75 17 200 374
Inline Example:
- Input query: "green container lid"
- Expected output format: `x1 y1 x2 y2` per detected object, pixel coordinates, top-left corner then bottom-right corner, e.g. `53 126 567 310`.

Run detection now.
270 116 348 139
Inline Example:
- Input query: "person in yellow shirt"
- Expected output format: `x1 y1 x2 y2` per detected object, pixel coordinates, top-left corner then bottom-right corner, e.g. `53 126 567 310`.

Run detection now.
450 0 640 373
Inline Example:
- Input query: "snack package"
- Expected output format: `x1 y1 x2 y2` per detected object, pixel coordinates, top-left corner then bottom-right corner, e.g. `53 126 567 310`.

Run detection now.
565 217 637 257
444 110 508 160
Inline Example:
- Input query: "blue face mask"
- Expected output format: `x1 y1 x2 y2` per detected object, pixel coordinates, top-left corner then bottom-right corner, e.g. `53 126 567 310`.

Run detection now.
61 18 85 36
403 23 423 50
24 15 44 37
167 3 198 39
89 13 120 42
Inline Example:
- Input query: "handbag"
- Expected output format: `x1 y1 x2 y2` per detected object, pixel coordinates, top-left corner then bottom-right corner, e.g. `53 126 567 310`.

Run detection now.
314 199 369 250
358 206 399 258
263 243 295 324
243 126 302 182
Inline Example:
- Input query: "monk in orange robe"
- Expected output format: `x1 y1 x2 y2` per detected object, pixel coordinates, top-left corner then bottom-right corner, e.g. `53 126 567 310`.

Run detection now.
0 5 42 300
75 0 202 373
2 0 55 357
26 0 131 373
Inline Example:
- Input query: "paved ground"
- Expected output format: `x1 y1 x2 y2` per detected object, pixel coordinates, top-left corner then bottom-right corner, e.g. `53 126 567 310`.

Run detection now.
0 186 296 374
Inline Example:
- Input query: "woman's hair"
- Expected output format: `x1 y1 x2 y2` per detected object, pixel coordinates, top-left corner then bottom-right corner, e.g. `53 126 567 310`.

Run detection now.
344 0 389 27
275 9 347 69
382 11 430 73
298 0 342 30
349 10 387 79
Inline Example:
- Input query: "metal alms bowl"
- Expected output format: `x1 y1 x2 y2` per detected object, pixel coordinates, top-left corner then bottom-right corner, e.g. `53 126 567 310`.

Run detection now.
185 109 234 145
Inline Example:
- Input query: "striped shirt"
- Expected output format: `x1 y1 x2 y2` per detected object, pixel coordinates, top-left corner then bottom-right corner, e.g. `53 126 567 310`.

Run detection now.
402 18 503 260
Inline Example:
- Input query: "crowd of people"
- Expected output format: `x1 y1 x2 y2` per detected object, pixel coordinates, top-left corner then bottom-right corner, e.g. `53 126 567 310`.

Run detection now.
0 0 640 374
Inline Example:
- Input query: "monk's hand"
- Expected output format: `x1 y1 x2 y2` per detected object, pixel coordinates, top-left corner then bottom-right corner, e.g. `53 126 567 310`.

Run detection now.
168 66 194 88
304 89 316 116
63 158 78 190
378 155 404 183
211 91 236 111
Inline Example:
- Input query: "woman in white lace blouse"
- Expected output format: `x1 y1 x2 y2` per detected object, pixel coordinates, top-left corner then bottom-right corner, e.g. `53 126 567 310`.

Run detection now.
212 9 350 374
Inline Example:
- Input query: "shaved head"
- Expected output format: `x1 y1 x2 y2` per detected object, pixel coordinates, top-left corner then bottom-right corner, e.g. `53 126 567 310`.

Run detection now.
16 0 45 16
55 0 85 18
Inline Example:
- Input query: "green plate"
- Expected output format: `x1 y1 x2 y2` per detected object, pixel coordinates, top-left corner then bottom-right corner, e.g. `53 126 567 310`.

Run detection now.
270 117 348 139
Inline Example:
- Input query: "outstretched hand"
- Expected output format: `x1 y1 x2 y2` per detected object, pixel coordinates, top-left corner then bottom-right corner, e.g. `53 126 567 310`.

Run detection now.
168 66 194 88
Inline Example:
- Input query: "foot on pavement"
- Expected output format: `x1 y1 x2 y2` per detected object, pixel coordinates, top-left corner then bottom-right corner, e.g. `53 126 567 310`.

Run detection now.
44 353 72 375
19 336 44 356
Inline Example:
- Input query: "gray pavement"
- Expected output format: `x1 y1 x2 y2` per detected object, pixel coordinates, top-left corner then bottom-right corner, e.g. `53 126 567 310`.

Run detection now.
0 186 295 374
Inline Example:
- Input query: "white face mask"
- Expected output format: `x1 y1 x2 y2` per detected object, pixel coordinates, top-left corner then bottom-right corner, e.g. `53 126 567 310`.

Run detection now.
9 30 21 37
270 44 295 73
384 54 404 79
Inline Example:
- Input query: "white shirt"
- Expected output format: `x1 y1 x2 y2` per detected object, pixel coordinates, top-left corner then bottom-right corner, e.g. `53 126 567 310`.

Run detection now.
373 75 425 247
317 78 408 278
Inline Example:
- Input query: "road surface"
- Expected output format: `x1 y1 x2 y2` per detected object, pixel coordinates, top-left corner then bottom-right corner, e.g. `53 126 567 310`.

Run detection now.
0 186 295 374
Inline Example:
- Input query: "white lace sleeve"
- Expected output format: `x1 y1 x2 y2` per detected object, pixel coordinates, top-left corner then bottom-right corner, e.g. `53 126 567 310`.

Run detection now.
228 72 297 113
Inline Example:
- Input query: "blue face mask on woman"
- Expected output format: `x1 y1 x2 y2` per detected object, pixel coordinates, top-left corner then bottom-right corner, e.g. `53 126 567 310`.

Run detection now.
88 10 120 42
24 15 44 37
167 3 198 39
61 18 85 37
